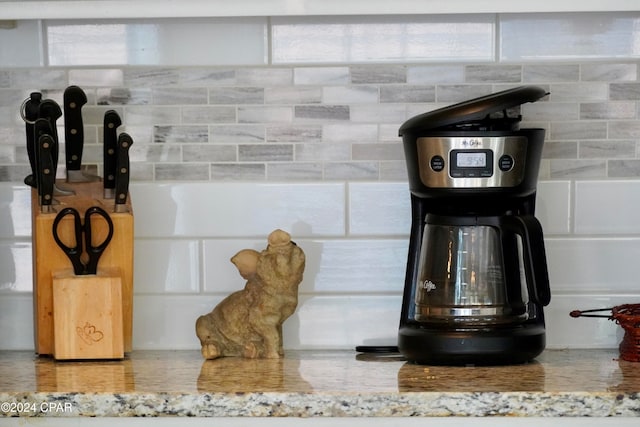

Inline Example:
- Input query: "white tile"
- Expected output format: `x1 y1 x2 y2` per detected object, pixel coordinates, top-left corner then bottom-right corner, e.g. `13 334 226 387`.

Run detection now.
46 18 267 66
0 294 33 350
500 12 640 61
204 238 408 294
546 238 640 293
0 20 42 67
133 295 215 350
575 180 640 234
348 182 410 236
134 239 200 294
272 15 494 64
0 184 33 238
0 242 32 292
545 294 634 349
286 295 401 350
536 181 571 234
131 182 346 238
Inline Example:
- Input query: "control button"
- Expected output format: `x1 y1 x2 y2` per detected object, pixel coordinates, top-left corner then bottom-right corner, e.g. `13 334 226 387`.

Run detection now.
430 155 445 172
499 155 514 172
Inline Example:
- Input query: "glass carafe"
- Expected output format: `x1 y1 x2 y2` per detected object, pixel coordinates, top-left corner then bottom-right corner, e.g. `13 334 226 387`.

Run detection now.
414 215 530 326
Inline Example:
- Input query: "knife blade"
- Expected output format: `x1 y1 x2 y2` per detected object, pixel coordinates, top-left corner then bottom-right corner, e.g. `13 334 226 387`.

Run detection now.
64 86 98 183
38 134 56 213
23 92 42 188
114 132 133 213
103 110 122 198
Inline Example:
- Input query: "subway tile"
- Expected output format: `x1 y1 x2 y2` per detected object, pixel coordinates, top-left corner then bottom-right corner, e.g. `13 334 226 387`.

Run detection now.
349 104 408 124
465 65 522 83
608 121 640 139
134 239 200 294
548 83 609 102
210 163 266 181
546 238 640 293
69 69 124 87
47 18 267 67
322 124 378 143
237 106 293 124
550 159 607 179
406 65 465 84
129 144 182 163
350 66 406 84
236 68 293 86
0 21 41 68
379 161 408 181
608 159 640 178
436 85 494 103
97 88 152 105
322 86 379 104
267 162 324 181
130 182 346 238
324 162 379 181
153 125 209 143
522 64 579 82
210 125 265 143
575 180 640 234
579 140 636 159
521 102 579 121
209 87 264 105
153 87 208 105
294 67 350 86
294 105 350 122
0 242 32 292
550 121 607 140
238 144 294 162
542 141 578 159
125 106 181 126
581 63 638 81
266 125 322 143
379 85 435 103
348 182 410 236
500 12 640 61
610 83 640 101
352 143 404 161
536 181 571 234
179 68 236 86
272 15 494 64
580 102 636 120
154 163 210 181
265 86 322 104
183 144 237 162
0 294 33 350
123 68 180 87
295 143 351 162
181 106 236 124
8 69 67 90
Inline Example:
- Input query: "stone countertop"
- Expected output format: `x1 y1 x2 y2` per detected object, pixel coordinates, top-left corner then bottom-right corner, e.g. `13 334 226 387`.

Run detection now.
0 349 638 417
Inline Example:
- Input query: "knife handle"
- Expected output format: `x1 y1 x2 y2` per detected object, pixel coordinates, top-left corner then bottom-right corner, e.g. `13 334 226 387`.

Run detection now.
24 92 42 187
115 132 133 212
38 99 62 173
103 110 122 194
63 86 88 171
38 134 56 212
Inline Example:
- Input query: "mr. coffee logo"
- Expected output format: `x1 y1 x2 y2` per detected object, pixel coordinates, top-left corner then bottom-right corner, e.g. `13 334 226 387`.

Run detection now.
461 138 483 147
421 280 436 292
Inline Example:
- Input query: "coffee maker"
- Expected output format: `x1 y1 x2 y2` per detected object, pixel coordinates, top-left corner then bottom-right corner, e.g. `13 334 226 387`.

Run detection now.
398 86 551 365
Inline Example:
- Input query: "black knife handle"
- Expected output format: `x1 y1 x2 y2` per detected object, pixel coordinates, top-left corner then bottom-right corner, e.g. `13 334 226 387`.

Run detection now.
38 134 55 210
103 110 122 191
115 132 133 209
63 86 88 171
38 99 62 173
24 92 42 187
33 118 54 195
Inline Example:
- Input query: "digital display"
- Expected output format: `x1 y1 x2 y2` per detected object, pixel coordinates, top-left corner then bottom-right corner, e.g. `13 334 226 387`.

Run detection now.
456 152 486 168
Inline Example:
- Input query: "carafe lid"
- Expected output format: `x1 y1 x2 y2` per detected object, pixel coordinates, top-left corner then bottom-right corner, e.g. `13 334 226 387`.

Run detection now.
399 86 548 135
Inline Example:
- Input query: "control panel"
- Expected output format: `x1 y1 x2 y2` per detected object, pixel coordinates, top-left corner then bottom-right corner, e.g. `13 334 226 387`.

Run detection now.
416 136 528 188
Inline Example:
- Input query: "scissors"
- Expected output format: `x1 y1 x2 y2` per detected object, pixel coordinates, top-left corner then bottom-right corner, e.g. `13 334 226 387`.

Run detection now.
52 206 114 275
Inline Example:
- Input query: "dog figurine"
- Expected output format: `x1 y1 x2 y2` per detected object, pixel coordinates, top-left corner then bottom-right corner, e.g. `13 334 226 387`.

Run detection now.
196 229 305 359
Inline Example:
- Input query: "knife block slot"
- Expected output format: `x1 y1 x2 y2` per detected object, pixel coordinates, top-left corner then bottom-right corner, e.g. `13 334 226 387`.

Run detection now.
31 181 134 356
52 269 124 360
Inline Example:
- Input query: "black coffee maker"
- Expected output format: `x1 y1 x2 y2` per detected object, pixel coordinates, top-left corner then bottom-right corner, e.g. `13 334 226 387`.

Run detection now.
398 86 551 365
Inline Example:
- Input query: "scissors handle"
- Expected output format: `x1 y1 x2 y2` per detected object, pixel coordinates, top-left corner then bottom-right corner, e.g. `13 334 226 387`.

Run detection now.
84 206 114 275
52 207 85 275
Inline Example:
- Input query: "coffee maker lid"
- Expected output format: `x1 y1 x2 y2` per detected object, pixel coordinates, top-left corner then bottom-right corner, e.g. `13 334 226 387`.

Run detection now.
399 86 548 135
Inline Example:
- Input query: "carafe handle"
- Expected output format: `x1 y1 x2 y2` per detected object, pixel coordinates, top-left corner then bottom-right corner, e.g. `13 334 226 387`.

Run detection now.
500 215 551 307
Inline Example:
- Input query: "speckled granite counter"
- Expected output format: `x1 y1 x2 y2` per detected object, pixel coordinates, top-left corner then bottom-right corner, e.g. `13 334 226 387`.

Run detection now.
0 349 638 417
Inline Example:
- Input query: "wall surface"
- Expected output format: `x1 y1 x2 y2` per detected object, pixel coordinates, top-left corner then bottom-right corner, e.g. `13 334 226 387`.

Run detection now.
1 12 639 351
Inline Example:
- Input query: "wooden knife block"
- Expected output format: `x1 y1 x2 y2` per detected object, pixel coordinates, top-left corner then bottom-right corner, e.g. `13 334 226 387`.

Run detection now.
31 181 134 358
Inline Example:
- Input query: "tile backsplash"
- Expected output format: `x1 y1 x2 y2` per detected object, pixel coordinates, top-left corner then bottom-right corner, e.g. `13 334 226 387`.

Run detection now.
1 12 640 352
